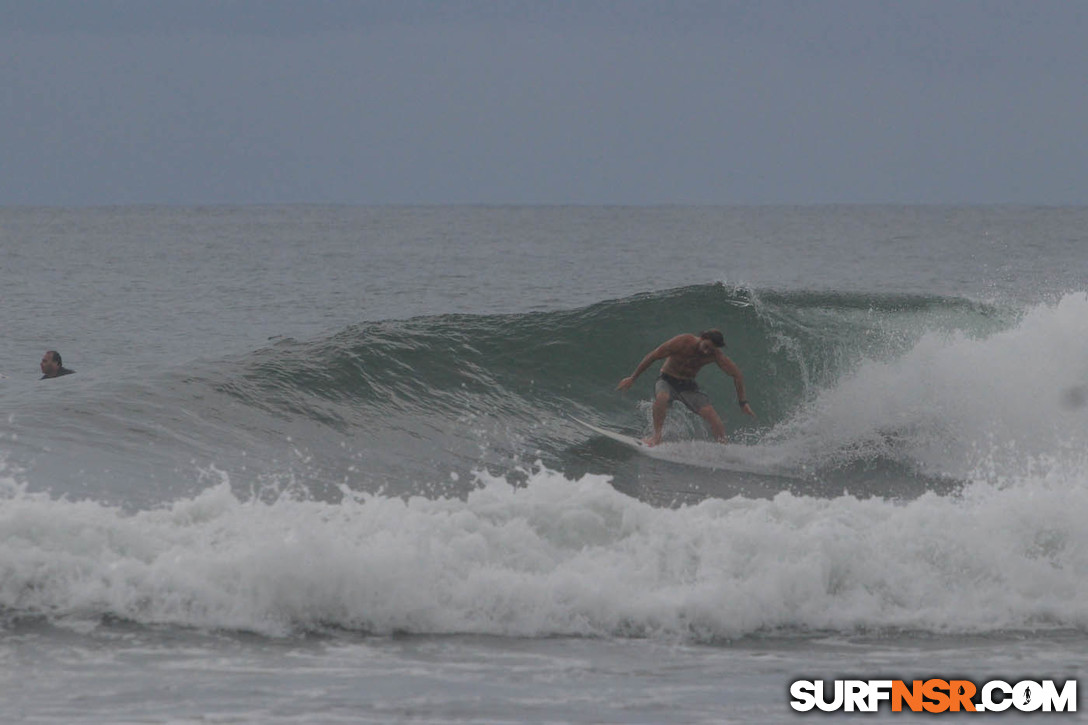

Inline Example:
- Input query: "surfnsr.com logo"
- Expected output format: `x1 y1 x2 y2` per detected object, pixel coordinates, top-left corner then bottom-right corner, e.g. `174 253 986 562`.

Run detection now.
789 679 1077 713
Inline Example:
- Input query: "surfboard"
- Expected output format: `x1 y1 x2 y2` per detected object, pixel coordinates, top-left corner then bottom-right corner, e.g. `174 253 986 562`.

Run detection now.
572 417 801 478
572 417 648 450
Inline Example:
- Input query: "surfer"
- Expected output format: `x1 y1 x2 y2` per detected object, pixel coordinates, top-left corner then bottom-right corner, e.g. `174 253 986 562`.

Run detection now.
617 330 754 446
40 350 75 379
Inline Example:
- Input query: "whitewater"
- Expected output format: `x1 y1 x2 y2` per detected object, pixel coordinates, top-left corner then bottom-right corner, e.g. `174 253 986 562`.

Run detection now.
3 461 1086 639
2 205 1086 723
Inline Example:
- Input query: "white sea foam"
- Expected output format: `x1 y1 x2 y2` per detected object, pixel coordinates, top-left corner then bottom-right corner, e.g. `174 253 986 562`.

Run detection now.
1 458 1085 640
765 292 1088 478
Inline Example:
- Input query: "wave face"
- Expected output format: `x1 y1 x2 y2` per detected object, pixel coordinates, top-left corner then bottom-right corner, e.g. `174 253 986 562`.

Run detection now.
193 282 1054 493
220 283 1011 424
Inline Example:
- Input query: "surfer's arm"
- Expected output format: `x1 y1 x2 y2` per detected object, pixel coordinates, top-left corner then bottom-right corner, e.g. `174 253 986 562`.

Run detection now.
716 353 756 417
617 336 683 391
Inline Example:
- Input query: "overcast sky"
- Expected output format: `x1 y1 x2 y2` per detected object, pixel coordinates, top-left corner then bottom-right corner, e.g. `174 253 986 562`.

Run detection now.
3 1 1086 205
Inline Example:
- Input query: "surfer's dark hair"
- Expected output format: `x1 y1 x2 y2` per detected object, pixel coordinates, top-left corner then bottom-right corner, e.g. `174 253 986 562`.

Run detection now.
699 329 725 348
47 350 62 366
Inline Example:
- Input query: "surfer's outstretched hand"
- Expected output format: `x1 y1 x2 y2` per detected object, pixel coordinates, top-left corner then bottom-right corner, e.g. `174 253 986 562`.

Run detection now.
740 403 755 418
616 376 635 392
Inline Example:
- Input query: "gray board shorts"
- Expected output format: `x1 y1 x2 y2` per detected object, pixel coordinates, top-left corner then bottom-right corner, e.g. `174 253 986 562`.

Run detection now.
654 373 712 413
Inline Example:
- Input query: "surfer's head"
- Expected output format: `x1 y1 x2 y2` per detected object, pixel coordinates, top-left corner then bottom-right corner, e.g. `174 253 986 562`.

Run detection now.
698 329 725 350
40 350 62 377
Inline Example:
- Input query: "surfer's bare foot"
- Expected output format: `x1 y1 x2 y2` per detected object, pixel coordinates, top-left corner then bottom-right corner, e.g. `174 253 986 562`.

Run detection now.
643 436 661 447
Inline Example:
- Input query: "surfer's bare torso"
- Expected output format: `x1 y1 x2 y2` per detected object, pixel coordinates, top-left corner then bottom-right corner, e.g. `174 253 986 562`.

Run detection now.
658 335 722 379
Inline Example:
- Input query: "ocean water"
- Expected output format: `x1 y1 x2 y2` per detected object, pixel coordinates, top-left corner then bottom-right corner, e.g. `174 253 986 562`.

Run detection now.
1 205 1086 723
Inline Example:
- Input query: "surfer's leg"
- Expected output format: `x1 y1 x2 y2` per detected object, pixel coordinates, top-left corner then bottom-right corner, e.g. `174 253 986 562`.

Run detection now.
646 391 670 446
697 404 728 443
